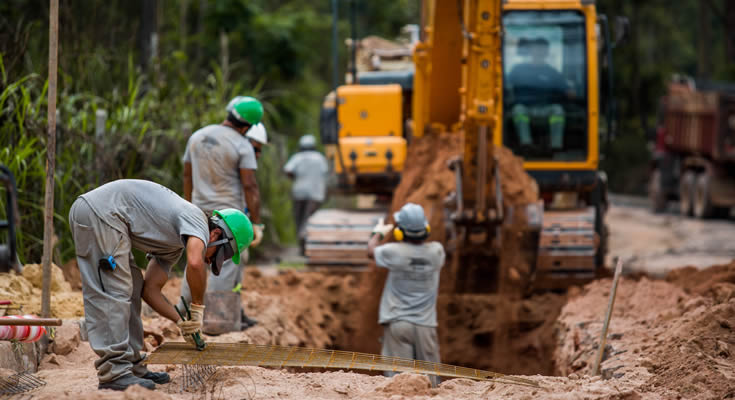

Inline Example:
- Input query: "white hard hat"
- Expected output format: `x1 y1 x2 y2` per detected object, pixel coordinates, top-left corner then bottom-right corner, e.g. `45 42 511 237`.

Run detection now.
299 134 316 149
246 123 268 145
393 203 429 237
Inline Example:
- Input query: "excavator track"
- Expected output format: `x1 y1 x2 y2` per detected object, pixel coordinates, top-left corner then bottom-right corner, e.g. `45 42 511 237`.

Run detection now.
534 207 599 289
304 209 386 267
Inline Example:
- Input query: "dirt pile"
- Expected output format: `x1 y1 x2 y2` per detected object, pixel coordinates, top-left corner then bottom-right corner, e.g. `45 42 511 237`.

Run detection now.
159 269 362 350
556 266 735 399
666 260 735 300
389 134 538 236
0 264 84 318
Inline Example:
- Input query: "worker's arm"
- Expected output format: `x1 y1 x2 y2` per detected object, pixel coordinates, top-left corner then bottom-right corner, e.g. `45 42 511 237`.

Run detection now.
183 236 208 305
183 162 193 202
367 234 382 259
240 168 261 224
142 259 180 323
368 218 394 259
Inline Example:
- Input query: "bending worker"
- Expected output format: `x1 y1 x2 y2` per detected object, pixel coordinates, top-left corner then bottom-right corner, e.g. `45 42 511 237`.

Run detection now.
283 134 328 254
180 96 267 330
367 203 445 387
69 179 252 391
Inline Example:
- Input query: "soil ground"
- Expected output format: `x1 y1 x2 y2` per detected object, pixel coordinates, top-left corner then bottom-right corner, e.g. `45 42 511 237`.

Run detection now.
3 144 735 398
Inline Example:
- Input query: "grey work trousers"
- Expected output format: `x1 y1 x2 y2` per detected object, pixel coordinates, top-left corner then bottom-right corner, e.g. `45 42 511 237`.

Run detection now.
381 320 441 387
292 198 321 240
178 249 248 313
69 198 147 383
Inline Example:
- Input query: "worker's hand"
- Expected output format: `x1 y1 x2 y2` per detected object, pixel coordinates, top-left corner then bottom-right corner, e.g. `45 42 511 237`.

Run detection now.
251 224 265 247
176 319 201 345
176 303 205 345
371 218 394 239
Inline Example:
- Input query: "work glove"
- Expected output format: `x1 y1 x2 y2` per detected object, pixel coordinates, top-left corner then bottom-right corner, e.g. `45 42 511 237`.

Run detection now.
251 224 265 247
371 218 394 240
176 303 205 345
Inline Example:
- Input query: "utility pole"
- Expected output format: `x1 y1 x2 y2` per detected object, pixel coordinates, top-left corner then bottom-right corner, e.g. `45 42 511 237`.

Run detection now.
331 0 339 91
41 0 59 319
350 0 358 84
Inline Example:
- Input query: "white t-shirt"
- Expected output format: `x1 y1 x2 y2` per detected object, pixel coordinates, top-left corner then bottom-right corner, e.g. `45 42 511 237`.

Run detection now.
374 241 445 327
183 124 257 213
283 150 328 202
80 179 210 272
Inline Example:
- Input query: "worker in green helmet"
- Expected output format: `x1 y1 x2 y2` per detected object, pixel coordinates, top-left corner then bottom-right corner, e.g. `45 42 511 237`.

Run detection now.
180 96 265 331
68 179 253 391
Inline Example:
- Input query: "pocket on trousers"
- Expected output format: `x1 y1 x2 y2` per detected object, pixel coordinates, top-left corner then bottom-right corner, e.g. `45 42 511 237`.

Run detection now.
72 222 96 258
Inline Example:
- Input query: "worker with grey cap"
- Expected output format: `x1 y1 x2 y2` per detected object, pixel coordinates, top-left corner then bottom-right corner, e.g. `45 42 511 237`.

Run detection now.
283 134 328 254
179 96 266 331
367 203 445 386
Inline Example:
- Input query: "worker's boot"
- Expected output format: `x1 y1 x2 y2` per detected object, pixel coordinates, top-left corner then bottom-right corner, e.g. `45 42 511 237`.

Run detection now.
140 371 171 384
98 374 155 391
241 310 258 330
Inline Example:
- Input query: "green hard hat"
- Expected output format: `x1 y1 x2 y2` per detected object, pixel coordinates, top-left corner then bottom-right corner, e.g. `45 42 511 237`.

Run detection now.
212 208 254 265
229 96 263 126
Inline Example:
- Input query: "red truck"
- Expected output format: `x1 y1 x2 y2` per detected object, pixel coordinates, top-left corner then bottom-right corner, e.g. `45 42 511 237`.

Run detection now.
649 78 735 218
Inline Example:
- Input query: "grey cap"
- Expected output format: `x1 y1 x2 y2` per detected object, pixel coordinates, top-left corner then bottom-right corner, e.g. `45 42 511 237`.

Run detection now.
393 203 428 236
299 134 316 149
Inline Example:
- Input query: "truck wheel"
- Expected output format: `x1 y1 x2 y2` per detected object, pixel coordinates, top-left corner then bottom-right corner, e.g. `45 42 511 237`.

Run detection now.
693 172 715 219
648 168 667 213
679 171 696 216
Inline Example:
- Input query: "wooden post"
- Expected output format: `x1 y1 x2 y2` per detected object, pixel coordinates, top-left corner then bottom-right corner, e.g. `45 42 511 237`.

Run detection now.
41 0 59 319
592 258 624 376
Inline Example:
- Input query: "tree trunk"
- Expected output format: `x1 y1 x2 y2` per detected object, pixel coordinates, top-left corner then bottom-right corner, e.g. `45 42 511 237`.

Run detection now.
698 1 712 79
140 0 158 71
726 0 735 60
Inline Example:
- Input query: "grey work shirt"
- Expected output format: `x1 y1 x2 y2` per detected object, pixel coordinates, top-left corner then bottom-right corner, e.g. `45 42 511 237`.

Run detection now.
183 124 257 213
283 150 328 202
374 241 445 327
80 179 210 272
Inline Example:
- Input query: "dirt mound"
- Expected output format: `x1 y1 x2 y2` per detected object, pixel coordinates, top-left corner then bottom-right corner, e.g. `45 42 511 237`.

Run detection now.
666 260 735 300
374 373 432 396
0 264 84 319
389 134 538 234
159 269 362 350
556 270 735 399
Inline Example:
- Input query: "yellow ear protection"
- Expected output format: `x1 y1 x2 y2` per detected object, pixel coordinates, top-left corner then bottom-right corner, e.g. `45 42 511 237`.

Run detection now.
393 223 431 241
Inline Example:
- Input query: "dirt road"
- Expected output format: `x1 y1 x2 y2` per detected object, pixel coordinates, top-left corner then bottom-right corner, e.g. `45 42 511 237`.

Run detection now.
607 194 735 276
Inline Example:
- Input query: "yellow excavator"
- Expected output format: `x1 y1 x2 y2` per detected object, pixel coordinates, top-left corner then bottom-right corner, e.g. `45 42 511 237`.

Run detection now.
312 0 622 290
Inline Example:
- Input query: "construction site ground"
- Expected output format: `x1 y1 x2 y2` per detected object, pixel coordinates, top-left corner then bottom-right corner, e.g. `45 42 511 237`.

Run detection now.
1 197 733 399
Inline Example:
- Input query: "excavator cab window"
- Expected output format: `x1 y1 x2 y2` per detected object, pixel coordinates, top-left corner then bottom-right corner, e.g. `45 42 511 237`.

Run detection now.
502 10 588 161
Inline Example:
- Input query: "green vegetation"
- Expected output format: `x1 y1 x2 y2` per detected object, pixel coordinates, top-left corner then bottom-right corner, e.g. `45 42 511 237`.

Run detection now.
0 0 419 264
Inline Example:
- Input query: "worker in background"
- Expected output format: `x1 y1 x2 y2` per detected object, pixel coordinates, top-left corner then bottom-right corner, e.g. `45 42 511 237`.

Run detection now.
367 203 445 387
508 37 573 150
283 134 328 255
68 179 252 391
179 96 267 330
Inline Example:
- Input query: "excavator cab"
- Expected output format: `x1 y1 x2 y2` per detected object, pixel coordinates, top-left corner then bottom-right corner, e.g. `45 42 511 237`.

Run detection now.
498 1 615 287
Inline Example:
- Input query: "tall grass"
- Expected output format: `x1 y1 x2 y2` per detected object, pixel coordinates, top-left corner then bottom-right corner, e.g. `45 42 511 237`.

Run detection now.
0 55 294 265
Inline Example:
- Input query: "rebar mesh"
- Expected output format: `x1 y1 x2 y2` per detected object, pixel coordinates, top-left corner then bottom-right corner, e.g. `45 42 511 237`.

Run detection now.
146 342 538 388
0 372 46 395
179 364 218 392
